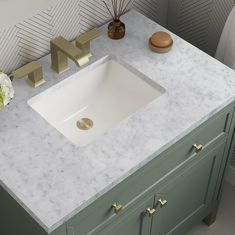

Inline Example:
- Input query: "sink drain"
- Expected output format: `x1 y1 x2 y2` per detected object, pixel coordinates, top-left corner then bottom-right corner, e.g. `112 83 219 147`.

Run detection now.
76 118 93 130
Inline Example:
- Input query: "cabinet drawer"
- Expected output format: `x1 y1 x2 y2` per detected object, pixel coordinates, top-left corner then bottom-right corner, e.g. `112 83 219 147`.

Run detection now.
174 105 232 160
67 104 233 235
92 194 154 235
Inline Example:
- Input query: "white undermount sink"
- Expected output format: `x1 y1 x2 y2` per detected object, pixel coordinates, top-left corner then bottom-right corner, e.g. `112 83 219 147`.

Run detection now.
28 56 165 147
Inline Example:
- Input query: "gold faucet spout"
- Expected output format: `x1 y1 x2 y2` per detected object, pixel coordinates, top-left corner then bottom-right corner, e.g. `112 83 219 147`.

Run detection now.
50 28 100 74
50 36 88 74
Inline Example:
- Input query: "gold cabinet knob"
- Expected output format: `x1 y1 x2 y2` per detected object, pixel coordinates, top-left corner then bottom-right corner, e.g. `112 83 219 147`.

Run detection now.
193 144 203 153
112 203 123 214
158 198 167 208
146 208 156 217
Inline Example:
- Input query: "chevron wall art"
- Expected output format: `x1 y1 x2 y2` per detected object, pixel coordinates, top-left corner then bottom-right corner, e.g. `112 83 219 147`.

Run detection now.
0 0 167 74
0 0 234 74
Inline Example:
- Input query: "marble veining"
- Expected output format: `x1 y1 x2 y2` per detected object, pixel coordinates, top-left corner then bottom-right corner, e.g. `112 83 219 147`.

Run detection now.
1 10 235 233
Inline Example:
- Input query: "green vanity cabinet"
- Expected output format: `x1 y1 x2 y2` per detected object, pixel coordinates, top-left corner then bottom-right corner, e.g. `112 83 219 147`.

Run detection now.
66 102 235 235
1 101 235 235
0 185 67 235
151 139 226 235
87 139 227 235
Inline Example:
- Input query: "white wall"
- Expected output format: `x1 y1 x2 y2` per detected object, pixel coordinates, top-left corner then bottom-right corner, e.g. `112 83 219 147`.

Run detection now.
0 0 58 29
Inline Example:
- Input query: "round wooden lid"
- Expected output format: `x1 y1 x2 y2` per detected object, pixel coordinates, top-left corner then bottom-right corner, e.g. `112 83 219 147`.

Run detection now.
149 32 172 48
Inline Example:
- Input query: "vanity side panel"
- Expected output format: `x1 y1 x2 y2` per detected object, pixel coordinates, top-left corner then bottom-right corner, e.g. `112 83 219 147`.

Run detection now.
217 103 235 195
217 104 235 192
204 102 235 223
0 185 67 235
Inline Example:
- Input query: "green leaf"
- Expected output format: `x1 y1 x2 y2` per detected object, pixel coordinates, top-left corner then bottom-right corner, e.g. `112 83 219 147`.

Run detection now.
0 87 5 108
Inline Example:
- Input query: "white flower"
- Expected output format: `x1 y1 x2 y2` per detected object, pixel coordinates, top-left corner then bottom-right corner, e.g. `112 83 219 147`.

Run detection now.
0 72 14 108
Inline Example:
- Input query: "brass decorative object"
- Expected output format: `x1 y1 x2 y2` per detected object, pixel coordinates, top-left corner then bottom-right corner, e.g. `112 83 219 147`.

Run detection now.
102 0 134 40
108 19 125 40
149 32 173 53
12 61 45 88
76 118 94 130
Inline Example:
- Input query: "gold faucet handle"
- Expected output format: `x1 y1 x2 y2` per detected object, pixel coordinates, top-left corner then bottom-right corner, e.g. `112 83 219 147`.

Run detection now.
76 27 100 57
76 27 100 45
13 61 45 88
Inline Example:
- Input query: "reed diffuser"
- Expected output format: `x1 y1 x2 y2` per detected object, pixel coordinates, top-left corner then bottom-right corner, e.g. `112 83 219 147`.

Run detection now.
103 0 134 39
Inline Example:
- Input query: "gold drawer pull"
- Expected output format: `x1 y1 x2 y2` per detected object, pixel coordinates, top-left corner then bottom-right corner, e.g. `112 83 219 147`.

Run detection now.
112 203 123 214
193 144 203 153
158 198 167 208
146 208 156 217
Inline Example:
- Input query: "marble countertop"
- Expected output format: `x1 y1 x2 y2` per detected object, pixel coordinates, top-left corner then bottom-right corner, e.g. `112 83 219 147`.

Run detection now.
1 10 235 233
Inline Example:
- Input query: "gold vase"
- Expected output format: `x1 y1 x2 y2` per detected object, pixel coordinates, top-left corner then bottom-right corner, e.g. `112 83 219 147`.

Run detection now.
108 19 125 40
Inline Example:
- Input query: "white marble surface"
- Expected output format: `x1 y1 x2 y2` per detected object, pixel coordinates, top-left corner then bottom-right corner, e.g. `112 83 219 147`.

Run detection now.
1 10 235 233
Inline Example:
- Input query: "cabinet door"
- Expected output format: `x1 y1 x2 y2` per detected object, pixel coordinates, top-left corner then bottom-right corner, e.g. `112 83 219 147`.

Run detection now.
93 195 154 235
151 141 226 235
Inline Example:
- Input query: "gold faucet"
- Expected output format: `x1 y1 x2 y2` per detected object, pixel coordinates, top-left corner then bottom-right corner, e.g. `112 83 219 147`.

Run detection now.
12 61 45 88
50 28 100 74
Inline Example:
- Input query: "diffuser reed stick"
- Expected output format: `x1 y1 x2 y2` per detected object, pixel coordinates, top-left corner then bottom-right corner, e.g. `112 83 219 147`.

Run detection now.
103 1 115 20
103 0 135 20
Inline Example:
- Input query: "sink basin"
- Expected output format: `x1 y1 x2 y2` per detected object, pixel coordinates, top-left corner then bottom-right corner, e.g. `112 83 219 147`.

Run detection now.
28 56 165 146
